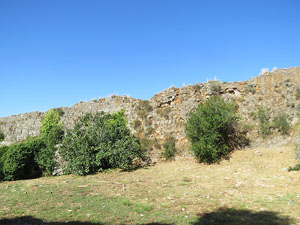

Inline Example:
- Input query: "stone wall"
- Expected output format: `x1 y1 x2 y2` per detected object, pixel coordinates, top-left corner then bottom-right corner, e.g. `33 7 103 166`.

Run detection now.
1 67 299 158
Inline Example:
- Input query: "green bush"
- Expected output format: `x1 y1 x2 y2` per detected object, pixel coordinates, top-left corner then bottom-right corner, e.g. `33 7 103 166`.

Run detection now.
40 109 63 146
0 146 9 181
272 113 290 135
0 131 4 142
59 110 144 175
2 137 45 181
288 164 300 172
36 109 63 176
256 106 272 137
185 96 239 163
162 137 176 160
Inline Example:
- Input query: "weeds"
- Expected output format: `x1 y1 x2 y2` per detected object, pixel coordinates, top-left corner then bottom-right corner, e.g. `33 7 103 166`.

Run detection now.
288 164 300 172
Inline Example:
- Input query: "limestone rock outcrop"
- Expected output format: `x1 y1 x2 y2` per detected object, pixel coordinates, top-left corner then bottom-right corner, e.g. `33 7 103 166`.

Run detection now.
1 67 299 159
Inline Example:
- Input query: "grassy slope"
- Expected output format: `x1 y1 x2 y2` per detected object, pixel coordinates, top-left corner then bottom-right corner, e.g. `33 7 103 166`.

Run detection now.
0 145 299 225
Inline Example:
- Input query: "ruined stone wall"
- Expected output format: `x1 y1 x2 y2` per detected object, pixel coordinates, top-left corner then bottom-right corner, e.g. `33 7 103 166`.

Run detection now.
0 67 299 158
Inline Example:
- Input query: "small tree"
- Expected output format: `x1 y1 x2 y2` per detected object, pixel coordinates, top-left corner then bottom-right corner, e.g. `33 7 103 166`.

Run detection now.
185 96 238 163
60 110 144 175
36 109 63 175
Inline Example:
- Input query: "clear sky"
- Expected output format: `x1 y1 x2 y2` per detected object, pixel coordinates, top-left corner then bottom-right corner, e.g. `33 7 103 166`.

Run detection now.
0 0 299 117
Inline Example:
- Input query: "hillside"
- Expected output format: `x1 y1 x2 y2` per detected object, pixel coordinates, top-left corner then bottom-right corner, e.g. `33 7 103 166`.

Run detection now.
0 67 300 160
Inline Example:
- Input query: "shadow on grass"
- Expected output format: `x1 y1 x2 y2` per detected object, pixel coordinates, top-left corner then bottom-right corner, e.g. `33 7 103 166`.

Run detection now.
191 207 294 225
0 208 295 225
0 216 172 225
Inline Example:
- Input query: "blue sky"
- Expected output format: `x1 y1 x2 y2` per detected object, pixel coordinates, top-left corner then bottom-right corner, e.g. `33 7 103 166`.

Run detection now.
0 0 299 117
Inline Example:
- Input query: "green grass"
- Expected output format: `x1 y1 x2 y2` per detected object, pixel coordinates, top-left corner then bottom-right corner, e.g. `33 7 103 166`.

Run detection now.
0 179 190 225
1 146 299 224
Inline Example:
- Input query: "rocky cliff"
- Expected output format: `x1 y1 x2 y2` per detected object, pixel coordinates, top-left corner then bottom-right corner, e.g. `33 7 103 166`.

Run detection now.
1 67 299 159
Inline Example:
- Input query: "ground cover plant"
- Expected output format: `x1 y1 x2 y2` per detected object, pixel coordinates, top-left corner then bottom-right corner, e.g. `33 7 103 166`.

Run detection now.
0 145 299 224
185 96 239 163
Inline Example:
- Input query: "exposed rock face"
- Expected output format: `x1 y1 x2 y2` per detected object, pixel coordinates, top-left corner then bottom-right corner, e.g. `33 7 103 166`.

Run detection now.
1 67 300 159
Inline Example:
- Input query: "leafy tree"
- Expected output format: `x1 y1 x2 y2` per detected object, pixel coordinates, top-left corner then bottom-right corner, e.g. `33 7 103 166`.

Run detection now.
60 110 144 175
36 109 63 175
185 96 238 163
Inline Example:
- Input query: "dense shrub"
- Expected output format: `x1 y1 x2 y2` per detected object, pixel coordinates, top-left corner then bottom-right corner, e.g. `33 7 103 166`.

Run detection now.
40 109 63 146
36 109 63 176
0 146 9 181
185 96 239 163
272 113 290 135
162 137 176 160
2 137 45 181
60 110 144 175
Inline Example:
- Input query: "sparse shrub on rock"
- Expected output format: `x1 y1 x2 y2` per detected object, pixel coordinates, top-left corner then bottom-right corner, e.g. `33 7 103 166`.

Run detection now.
208 80 222 95
272 113 290 135
60 110 144 175
185 96 239 163
0 131 4 142
256 106 272 137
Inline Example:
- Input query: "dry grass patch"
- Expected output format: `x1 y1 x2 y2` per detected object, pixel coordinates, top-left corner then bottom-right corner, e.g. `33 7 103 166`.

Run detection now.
1 145 299 224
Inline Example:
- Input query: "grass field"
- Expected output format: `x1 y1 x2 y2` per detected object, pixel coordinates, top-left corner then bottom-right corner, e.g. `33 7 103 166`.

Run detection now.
0 145 299 224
